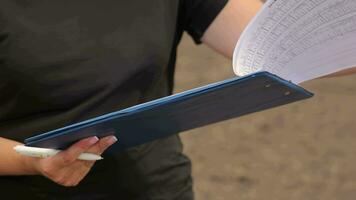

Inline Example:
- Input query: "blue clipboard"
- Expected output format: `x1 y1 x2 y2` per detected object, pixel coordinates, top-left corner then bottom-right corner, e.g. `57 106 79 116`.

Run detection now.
24 72 313 151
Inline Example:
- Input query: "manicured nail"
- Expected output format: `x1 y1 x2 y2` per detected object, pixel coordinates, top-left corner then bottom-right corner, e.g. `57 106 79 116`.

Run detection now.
107 136 118 145
89 136 99 145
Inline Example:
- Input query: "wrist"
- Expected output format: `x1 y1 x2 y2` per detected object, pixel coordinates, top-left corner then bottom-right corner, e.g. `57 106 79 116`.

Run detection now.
20 156 41 175
0 137 42 176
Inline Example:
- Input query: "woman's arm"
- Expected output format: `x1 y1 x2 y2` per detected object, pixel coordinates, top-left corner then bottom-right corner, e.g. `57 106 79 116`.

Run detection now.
0 137 37 175
0 136 117 186
201 0 263 58
201 0 356 76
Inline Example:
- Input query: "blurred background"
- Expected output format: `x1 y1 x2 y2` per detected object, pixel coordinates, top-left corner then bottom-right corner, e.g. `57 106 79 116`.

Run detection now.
174 34 356 200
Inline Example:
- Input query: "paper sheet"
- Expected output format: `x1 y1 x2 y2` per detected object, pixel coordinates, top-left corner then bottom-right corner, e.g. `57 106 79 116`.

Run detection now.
233 0 356 84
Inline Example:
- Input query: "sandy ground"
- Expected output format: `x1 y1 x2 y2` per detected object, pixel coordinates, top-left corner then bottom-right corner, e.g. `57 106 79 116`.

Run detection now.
174 34 356 200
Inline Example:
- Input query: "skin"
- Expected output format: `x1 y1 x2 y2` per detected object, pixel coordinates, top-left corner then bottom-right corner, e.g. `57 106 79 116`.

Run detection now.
201 0 356 76
1 0 355 187
0 136 117 187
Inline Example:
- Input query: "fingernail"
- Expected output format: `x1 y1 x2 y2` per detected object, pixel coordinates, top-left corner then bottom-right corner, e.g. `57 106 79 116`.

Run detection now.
89 136 99 145
107 136 118 145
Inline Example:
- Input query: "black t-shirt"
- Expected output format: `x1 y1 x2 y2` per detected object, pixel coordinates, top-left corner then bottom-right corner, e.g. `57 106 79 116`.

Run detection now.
0 0 227 141
0 0 227 198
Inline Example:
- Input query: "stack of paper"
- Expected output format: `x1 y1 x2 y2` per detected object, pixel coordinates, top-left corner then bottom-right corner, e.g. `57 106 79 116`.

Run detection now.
233 0 356 84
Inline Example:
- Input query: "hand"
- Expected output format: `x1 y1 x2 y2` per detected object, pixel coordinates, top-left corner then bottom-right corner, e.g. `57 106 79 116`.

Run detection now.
24 135 117 187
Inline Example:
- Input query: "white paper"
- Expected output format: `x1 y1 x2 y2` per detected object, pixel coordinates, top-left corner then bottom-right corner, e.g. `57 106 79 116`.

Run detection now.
233 0 356 84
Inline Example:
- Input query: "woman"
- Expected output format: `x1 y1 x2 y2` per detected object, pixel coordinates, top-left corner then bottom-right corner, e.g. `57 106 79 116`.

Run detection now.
2 0 354 199
0 0 248 199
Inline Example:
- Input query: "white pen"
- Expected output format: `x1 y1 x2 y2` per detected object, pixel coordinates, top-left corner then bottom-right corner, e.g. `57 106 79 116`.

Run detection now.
13 145 103 161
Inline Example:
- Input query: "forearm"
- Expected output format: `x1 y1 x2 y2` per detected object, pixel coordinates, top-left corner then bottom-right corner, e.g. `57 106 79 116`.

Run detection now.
201 0 263 58
0 137 37 175
322 67 356 77
203 0 356 77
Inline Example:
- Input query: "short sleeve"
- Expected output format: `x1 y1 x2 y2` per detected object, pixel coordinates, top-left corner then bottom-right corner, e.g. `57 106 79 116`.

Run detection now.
179 0 228 44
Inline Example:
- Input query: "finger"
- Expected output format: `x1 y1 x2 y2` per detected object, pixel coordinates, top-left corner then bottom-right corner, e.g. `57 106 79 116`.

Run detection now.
87 135 118 155
56 136 99 164
75 164 92 182
55 170 76 187
80 159 96 168
60 162 92 187
65 162 91 186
